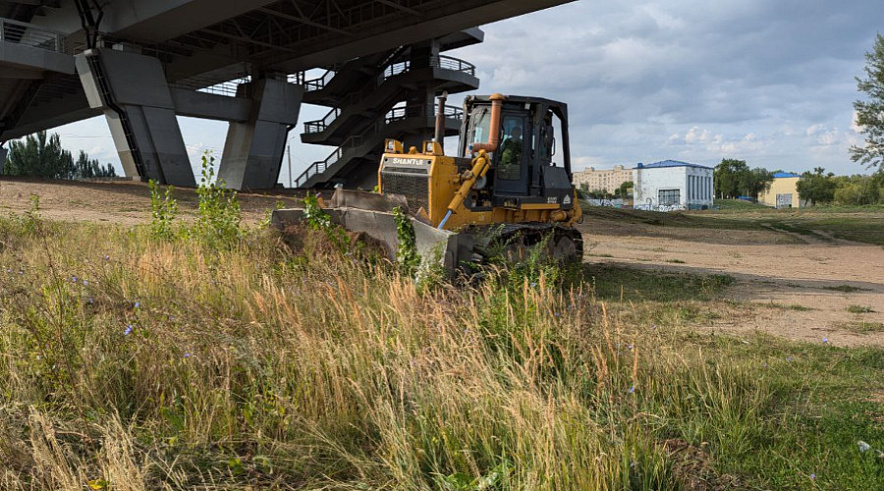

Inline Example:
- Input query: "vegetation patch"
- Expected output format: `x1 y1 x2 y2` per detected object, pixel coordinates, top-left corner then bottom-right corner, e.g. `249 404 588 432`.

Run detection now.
838 321 884 334
823 284 871 293
586 263 735 302
0 208 882 490
762 302 815 312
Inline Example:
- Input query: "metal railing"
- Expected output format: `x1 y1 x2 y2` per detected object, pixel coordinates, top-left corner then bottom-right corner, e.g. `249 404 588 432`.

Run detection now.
0 17 66 53
302 54 473 135
169 75 251 97
303 107 341 134
380 55 475 83
303 69 336 92
287 72 306 86
385 104 462 123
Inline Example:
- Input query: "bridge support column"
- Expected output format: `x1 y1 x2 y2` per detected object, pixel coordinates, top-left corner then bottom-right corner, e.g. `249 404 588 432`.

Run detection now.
0 144 7 174
75 48 195 186
219 77 302 190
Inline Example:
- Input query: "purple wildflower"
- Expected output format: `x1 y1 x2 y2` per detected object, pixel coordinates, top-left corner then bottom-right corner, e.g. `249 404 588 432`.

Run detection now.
123 325 133 336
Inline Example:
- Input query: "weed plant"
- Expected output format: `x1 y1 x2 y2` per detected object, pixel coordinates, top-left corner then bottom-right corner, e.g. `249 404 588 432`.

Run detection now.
0 210 882 490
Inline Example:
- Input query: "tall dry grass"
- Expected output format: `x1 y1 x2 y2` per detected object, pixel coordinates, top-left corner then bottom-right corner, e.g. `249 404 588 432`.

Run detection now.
0 216 775 490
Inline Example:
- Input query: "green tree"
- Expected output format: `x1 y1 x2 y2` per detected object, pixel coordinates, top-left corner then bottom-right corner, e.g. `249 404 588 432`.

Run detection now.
619 180 634 198
851 34 884 171
796 167 836 206
3 131 74 178
2 132 116 180
742 167 774 200
833 173 883 205
74 150 117 179
714 159 748 199
714 159 773 200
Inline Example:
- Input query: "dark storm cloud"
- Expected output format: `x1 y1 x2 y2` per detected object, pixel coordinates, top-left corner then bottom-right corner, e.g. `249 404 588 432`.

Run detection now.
452 0 881 173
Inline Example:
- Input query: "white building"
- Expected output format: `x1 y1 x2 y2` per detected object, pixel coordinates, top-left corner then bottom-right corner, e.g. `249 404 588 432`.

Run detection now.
633 160 714 210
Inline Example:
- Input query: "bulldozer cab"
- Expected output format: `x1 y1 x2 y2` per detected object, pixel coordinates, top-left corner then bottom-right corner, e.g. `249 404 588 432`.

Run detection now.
459 95 574 209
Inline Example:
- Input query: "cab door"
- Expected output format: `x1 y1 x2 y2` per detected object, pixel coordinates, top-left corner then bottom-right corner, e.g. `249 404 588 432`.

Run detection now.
493 114 530 197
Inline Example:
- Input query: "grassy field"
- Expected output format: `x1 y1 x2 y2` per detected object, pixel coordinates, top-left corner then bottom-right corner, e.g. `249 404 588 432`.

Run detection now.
582 202 884 246
0 203 882 490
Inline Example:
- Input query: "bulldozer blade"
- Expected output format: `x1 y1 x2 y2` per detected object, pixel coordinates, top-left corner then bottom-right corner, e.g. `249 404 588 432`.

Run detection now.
271 191 472 273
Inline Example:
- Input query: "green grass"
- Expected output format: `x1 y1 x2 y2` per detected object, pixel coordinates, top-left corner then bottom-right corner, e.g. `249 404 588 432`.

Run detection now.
847 305 876 314
582 204 884 246
839 321 884 334
586 263 735 303
823 284 871 293
763 302 815 311
713 198 769 211
0 210 883 490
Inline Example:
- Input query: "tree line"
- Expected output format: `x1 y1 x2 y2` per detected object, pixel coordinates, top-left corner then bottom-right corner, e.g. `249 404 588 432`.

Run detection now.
579 181 633 200
1 131 117 180
796 168 883 206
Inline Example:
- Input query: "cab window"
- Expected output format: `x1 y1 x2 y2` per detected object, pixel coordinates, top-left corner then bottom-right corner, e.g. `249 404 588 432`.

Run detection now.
496 115 525 180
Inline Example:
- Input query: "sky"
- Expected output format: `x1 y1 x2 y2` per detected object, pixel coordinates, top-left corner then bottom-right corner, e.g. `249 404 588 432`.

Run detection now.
47 0 882 182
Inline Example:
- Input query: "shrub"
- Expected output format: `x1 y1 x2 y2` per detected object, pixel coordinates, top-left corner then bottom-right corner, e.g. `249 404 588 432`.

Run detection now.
148 180 178 239
192 153 243 246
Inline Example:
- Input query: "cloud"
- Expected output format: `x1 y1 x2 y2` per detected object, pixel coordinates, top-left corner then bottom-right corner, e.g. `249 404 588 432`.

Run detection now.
454 0 880 174
37 0 883 179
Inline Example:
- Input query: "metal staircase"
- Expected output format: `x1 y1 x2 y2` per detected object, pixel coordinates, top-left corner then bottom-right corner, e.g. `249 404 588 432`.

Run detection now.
293 35 481 189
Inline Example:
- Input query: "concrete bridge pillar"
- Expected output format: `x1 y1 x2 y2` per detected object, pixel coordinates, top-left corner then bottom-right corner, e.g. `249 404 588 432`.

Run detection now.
0 144 7 174
75 48 195 187
219 77 302 190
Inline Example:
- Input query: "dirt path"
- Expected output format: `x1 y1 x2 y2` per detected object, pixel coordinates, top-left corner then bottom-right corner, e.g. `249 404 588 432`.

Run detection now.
580 217 884 347
0 178 301 225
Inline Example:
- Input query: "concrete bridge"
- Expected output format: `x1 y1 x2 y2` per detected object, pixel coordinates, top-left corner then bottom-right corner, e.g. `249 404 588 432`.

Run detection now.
0 0 573 189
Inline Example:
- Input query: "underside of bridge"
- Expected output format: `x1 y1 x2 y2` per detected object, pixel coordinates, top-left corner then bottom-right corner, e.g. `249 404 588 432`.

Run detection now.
0 0 574 189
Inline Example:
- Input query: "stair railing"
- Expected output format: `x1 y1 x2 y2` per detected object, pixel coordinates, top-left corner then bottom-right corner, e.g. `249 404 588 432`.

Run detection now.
293 103 463 188
302 54 474 135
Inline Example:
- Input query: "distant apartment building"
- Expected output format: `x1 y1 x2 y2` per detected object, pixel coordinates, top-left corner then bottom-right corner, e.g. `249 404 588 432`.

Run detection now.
573 165 633 194
633 160 714 210
758 172 806 208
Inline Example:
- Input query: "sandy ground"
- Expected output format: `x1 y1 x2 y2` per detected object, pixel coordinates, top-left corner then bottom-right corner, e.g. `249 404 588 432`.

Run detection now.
580 217 884 347
2 178 882 347
0 178 301 225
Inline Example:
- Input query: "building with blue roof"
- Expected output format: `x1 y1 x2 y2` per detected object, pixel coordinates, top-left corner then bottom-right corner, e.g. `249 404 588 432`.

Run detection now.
772 172 801 179
759 171 806 208
633 160 714 210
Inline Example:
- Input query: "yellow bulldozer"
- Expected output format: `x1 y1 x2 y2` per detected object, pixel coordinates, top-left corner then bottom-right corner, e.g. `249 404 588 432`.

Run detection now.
273 92 584 271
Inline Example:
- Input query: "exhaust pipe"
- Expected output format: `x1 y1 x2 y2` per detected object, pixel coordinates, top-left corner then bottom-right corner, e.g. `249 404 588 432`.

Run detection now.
471 93 506 153
434 91 448 152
